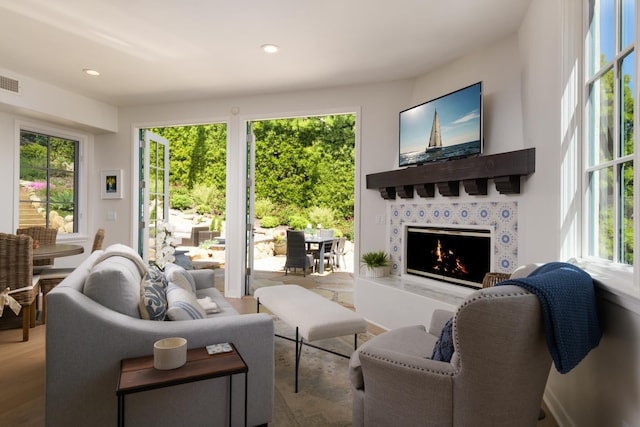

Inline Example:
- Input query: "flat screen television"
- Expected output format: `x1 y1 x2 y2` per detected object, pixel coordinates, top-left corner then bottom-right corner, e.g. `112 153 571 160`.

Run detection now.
399 81 483 167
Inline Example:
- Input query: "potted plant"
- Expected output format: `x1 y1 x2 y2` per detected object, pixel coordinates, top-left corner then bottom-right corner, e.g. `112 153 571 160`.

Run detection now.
360 250 389 278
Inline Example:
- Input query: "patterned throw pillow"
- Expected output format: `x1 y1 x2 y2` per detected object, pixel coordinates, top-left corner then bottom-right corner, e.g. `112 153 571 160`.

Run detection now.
139 266 168 321
166 283 206 320
431 318 455 362
164 262 197 293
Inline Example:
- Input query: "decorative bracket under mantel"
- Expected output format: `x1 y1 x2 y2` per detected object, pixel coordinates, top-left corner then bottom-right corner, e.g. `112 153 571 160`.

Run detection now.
366 148 535 199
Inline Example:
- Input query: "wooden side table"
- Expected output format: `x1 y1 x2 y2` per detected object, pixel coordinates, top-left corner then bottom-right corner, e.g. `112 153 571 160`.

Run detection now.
116 344 248 427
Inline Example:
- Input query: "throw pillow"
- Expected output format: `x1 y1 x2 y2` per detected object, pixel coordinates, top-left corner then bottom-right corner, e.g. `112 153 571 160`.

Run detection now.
431 318 455 362
139 266 168 321
164 262 197 293
166 283 206 320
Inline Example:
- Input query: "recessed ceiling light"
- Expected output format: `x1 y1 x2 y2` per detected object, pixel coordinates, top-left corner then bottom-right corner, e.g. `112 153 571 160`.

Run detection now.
83 68 100 76
261 44 280 54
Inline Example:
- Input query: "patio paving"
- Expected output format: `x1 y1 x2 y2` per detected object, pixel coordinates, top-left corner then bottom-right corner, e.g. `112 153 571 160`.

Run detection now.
215 248 357 307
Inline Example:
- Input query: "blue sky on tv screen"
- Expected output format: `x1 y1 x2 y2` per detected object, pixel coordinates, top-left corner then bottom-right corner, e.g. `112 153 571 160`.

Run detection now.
400 83 481 154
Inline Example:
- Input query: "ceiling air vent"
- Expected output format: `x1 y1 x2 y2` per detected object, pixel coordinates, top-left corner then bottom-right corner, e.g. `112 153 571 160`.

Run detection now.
0 75 20 94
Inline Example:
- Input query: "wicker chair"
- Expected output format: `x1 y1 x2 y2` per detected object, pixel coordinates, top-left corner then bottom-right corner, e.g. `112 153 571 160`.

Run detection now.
16 227 58 268
180 225 210 247
482 272 511 288
0 233 40 341
39 228 106 324
91 228 105 252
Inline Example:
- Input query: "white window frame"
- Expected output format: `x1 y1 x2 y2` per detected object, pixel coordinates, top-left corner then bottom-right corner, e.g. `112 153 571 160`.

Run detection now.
578 0 640 309
15 120 89 242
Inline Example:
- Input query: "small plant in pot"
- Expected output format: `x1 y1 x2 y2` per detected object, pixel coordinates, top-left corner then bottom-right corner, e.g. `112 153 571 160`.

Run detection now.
360 250 390 278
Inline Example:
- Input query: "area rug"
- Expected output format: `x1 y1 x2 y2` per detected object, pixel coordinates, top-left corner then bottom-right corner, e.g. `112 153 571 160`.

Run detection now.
271 319 371 426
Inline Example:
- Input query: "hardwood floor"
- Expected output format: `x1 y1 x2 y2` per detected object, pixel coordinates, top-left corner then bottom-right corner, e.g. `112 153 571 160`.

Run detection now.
0 322 45 427
0 296 557 427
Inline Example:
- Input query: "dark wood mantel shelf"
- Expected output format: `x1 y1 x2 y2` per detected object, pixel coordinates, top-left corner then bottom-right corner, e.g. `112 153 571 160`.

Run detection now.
366 148 535 199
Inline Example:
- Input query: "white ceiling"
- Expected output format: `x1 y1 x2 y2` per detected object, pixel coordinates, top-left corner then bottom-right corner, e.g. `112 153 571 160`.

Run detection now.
0 0 531 107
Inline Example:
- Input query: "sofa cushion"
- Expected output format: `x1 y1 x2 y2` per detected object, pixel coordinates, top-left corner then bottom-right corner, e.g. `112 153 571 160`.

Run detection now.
350 325 436 390
139 266 168 321
83 255 144 318
166 283 206 320
164 262 196 293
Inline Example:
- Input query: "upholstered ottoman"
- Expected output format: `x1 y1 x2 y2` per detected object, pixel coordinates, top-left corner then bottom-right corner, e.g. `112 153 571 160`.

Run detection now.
255 284 368 392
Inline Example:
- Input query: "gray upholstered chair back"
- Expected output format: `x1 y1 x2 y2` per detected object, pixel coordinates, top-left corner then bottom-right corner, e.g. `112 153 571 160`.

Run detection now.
452 285 551 425
352 284 551 427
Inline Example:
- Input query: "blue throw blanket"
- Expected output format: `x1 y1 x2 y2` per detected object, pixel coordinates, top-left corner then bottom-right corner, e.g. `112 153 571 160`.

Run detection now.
497 262 601 374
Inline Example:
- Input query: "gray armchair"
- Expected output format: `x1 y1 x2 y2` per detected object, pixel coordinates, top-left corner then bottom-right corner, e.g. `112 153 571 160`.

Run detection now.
349 284 552 427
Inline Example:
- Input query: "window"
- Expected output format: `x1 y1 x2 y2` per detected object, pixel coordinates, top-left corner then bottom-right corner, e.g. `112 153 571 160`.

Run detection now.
19 129 79 234
584 0 636 265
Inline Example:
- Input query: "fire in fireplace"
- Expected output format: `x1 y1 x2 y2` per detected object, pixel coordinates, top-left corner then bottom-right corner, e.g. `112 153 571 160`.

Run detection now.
404 225 491 288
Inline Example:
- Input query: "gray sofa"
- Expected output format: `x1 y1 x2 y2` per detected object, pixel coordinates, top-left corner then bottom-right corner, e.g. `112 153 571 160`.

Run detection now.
45 248 274 427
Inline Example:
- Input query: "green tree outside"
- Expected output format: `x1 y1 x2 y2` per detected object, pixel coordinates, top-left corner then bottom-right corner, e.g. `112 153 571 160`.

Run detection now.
150 114 356 237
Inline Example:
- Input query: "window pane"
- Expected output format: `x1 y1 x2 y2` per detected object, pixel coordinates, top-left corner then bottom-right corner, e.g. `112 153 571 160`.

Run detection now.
622 0 635 50
157 172 164 200
19 130 79 234
150 141 158 166
587 0 615 75
20 141 47 169
589 168 614 260
157 142 165 169
150 197 158 221
621 52 635 156
156 196 165 222
588 70 615 165
621 161 634 264
49 171 75 232
50 138 76 172
20 170 48 197
149 167 158 194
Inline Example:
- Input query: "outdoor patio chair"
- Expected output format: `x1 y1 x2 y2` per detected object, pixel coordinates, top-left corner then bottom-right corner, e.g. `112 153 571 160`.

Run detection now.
181 225 210 247
334 236 347 269
316 237 339 272
284 230 315 276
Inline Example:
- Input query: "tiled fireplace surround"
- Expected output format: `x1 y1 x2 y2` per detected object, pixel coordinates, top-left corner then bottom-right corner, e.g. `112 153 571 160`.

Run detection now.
389 200 518 276
355 200 518 329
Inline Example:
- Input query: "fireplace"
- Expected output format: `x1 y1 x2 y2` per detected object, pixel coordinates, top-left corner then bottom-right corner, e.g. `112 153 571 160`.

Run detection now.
404 225 492 289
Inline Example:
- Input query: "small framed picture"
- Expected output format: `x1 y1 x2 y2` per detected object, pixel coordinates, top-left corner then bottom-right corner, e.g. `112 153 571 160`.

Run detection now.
101 169 123 199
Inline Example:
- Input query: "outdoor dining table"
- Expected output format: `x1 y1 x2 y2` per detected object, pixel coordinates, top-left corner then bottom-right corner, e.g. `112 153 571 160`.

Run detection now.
304 236 334 274
33 243 84 261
